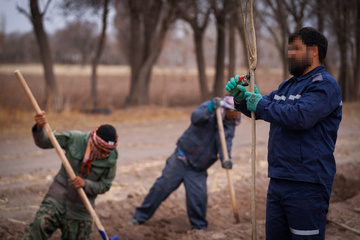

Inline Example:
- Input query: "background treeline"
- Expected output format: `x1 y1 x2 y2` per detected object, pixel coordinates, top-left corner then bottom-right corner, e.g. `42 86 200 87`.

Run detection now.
0 0 359 111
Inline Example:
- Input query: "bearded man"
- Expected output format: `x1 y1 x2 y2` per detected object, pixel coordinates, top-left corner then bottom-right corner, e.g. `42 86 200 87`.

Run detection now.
226 27 342 240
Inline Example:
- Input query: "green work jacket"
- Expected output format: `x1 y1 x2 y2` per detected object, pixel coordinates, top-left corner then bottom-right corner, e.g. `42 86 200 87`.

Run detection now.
32 126 118 221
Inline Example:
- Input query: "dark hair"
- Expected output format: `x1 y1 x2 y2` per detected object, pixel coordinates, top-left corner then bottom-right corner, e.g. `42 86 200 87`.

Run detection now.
288 27 328 63
97 124 117 143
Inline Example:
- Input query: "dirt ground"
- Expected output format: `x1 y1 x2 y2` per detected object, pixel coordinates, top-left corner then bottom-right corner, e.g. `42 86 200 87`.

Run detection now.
0 66 359 239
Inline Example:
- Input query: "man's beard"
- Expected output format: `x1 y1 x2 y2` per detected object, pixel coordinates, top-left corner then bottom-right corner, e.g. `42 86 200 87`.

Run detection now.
288 58 311 77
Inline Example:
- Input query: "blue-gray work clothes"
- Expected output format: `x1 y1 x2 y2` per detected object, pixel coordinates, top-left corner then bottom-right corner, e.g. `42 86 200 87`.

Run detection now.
266 179 330 240
134 150 208 229
235 65 342 239
235 65 342 186
177 101 235 171
133 101 237 230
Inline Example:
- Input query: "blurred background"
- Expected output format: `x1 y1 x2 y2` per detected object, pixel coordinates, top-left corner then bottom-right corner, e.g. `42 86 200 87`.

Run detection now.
0 0 359 114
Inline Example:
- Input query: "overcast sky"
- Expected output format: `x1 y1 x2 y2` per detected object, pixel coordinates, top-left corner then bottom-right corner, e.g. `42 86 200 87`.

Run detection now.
0 0 116 35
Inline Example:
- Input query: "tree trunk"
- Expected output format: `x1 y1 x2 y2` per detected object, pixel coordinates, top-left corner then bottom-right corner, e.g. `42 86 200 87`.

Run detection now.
30 0 62 111
194 30 210 101
354 0 360 100
236 25 249 70
228 22 236 80
177 1 211 102
91 0 109 109
125 0 143 107
281 43 289 80
332 0 353 102
213 13 226 98
338 45 349 101
234 1 249 70
124 0 175 107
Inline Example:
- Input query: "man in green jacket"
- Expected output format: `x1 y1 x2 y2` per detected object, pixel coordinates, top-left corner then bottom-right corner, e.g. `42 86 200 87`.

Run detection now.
23 111 118 240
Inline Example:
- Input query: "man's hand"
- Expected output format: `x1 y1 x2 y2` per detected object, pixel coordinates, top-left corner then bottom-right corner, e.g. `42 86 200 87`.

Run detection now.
222 160 233 169
208 97 221 113
34 110 47 131
244 85 262 112
225 75 247 101
69 176 86 189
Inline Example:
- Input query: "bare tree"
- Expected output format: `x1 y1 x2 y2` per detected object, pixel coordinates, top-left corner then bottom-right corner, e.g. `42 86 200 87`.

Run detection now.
17 0 62 111
60 0 112 110
354 0 360 100
326 0 354 101
308 0 332 73
228 0 249 78
177 0 211 101
228 13 236 80
0 15 4 55
239 0 258 238
310 0 360 102
211 0 232 98
258 0 309 80
115 0 177 107
0 32 40 63
232 1 250 71
53 21 97 64
90 0 110 110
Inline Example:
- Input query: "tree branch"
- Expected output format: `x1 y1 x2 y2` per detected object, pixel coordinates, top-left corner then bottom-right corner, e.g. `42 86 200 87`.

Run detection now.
42 0 53 17
16 4 32 21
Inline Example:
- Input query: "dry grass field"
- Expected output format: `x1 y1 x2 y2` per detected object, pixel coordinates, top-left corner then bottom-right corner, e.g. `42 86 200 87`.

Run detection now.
0 64 359 239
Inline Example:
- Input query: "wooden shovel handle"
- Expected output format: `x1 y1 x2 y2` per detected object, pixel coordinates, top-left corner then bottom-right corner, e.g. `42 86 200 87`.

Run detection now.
215 107 240 223
14 70 111 240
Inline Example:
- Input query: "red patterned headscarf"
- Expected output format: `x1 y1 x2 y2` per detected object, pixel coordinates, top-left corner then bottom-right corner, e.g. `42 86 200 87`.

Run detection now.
80 127 118 177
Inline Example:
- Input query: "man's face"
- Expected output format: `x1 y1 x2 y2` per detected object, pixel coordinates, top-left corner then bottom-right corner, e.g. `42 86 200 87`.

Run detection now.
225 109 240 121
287 37 314 77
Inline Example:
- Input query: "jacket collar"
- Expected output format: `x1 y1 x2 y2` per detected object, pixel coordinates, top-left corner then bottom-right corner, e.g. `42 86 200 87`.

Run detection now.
292 65 325 81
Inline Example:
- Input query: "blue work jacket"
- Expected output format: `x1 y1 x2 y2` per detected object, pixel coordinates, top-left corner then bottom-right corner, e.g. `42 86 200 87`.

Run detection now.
177 101 236 171
235 65 342 186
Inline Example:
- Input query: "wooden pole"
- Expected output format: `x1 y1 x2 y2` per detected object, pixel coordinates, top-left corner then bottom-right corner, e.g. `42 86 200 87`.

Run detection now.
215 107 240 223
239 0 258 239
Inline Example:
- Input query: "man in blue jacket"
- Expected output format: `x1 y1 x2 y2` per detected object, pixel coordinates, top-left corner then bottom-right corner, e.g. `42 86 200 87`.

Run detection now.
128 96 241 230
226 27 342 239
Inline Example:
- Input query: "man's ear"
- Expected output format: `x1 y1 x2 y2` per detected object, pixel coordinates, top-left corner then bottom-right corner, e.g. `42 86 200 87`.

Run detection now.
313 45 319 58
311 45 320 63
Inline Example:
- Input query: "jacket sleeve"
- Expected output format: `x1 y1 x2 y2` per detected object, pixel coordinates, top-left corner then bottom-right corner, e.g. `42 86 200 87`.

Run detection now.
32 124 70 149
190 101 213 125
256 78 342 131
84 164 117 196
234 100 251 118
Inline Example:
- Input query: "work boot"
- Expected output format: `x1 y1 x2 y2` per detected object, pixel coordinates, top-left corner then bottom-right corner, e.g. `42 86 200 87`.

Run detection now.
128 218 141 225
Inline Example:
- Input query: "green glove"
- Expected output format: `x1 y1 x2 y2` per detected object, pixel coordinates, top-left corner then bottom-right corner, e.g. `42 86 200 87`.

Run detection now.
244 85 262 112
225 75 247 101
207 97 221 113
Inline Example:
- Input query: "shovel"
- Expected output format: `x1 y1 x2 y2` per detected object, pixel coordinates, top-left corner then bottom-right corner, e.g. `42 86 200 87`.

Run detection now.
14 70 118 240
215 104 240 223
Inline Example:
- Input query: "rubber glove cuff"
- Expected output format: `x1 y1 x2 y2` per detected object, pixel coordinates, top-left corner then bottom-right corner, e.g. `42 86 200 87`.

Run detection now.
244 91 262 112
208 99 215 113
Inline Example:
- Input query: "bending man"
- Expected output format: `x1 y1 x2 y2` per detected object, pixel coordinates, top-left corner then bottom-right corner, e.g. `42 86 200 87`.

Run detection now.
129 96 241 230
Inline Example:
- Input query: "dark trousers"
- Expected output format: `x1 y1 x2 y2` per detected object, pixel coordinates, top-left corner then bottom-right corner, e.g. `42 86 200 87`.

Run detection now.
134 150 208 230
266 178 331 240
